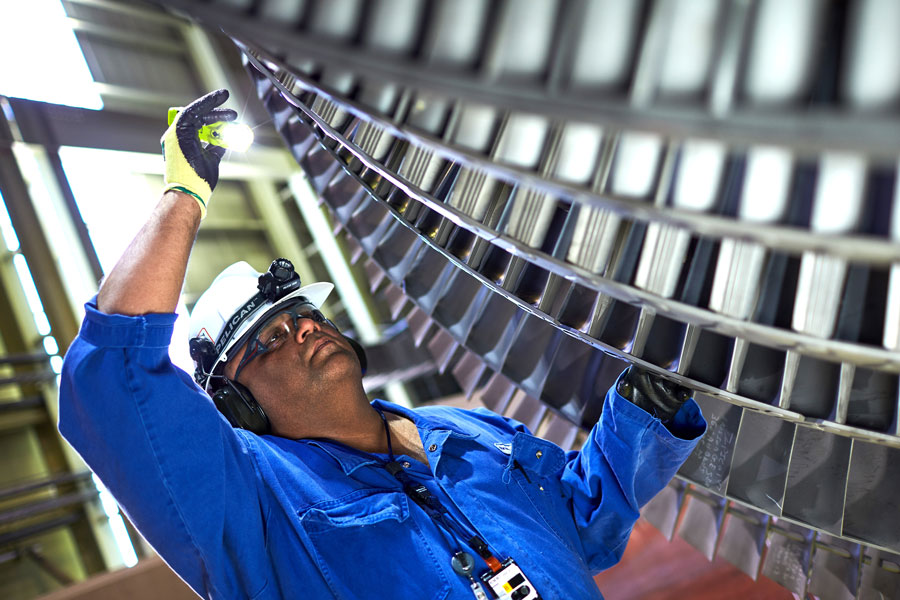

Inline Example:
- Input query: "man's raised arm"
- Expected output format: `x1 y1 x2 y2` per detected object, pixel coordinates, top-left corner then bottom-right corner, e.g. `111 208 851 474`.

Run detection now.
97 89 235 316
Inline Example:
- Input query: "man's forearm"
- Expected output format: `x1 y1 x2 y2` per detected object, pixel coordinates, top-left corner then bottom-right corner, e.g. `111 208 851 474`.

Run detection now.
97 190 201 315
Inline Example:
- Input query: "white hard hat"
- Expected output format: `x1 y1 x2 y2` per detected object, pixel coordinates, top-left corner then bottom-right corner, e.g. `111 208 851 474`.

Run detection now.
188 261 333 381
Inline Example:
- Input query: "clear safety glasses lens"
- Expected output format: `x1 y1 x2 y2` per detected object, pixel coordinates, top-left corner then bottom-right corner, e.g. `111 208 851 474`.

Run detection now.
253 302 327 353
232 301 330 382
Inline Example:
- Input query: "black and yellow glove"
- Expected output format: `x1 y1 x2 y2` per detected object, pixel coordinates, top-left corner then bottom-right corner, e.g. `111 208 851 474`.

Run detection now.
617 365 692 422
161 89 237 218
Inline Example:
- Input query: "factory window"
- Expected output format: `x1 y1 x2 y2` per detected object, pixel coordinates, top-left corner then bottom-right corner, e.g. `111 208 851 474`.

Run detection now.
0 0 102 109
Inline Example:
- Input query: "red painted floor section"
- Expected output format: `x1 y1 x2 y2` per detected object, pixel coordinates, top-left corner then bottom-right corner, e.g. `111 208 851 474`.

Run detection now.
594 519 794 600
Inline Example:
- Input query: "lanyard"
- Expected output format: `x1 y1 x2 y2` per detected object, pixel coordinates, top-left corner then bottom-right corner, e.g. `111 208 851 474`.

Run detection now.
371 408 542 600
375 408 503 573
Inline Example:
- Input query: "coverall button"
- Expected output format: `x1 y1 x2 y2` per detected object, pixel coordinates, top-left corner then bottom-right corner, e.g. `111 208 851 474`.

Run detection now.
429 444 437 452
536 450 543 459
402 461 411 468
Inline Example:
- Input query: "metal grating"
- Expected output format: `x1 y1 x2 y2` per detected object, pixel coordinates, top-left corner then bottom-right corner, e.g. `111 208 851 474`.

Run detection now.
152 0 900 596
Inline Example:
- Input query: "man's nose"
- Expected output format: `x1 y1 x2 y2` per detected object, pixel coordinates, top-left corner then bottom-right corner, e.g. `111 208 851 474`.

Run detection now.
294 317 319 343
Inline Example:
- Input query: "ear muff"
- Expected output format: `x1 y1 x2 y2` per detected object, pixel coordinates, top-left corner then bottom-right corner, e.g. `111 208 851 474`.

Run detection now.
344 336 367 375
212 380 271 435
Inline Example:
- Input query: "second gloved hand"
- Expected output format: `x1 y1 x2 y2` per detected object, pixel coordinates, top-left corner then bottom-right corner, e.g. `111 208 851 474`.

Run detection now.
161 89 237 218
616 365 692 422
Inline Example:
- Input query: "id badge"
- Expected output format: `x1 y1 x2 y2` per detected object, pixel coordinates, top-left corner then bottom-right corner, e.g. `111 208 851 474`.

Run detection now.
480 558 541 600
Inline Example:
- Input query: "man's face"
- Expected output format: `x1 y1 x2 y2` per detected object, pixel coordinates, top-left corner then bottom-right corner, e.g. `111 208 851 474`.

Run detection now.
222 304 361 430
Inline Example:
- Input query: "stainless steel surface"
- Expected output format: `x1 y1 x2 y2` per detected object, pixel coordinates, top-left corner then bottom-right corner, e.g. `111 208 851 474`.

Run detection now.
716 504 768 581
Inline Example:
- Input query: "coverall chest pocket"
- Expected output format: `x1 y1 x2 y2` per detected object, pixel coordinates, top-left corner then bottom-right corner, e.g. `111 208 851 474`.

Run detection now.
505 433 579 553
299 489 450 600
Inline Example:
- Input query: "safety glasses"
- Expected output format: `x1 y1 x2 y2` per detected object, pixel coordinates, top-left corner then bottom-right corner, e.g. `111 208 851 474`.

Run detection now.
232 299 335 380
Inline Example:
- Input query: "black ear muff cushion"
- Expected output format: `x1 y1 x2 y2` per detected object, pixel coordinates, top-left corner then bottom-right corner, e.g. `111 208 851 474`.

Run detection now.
213 381 271 435
345 336 368 375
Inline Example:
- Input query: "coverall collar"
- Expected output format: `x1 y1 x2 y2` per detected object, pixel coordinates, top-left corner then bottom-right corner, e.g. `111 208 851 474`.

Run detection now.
300 399 477 475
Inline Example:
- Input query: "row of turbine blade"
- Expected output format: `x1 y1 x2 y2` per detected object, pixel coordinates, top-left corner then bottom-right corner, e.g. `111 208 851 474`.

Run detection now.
241 44 900 443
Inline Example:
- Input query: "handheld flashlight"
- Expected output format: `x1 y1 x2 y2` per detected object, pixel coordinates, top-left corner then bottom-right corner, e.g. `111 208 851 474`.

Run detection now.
167 107 254 152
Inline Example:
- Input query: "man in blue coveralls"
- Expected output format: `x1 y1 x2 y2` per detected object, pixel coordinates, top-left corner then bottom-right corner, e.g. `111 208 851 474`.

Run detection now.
59 90 706 599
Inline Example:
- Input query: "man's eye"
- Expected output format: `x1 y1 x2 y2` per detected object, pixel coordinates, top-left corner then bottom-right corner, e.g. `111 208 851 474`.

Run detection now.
266 328 287 346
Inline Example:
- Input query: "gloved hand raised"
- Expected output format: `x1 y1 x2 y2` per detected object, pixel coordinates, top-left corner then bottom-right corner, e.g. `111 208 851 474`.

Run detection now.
616 365 692 422
161 89 237 218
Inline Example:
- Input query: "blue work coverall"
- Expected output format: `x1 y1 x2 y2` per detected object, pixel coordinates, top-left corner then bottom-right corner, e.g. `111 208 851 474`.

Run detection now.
59 299 706 599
